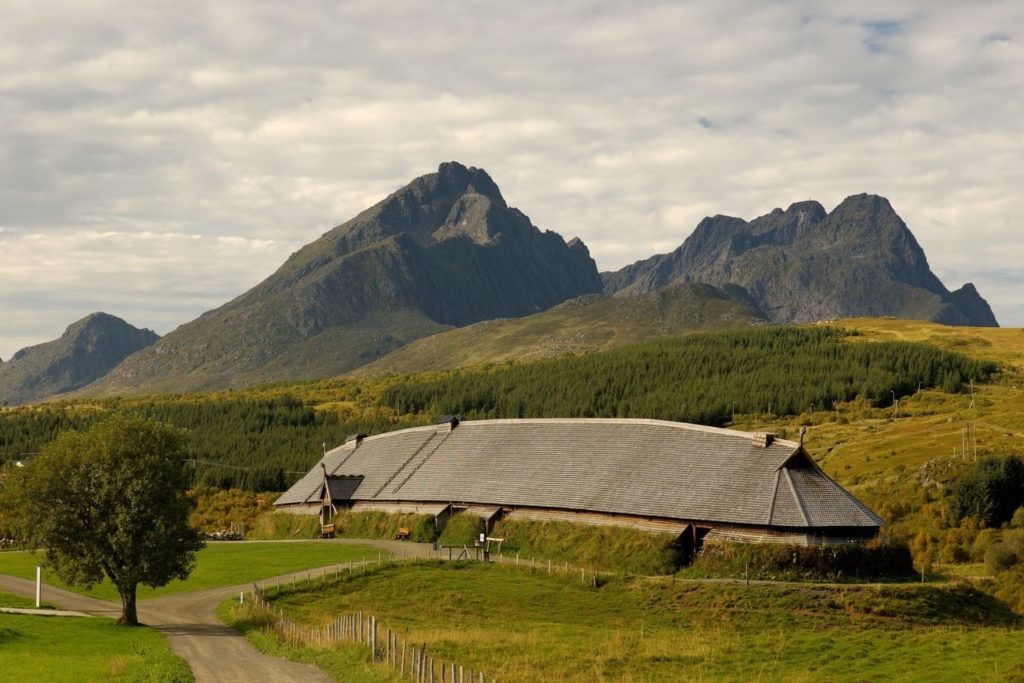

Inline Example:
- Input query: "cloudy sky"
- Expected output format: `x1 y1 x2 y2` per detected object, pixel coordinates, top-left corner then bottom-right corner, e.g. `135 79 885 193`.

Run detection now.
2 1 1022 360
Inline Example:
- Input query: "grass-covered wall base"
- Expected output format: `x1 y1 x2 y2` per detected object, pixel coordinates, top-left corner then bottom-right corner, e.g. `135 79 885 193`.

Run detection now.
685 539 915 581
484 518 683 575
247 512 322 540
332 510 439 543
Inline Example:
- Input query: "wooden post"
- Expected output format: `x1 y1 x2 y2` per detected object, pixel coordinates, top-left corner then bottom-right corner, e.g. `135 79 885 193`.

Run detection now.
35 566 41 608
451 662 456 683
401 640 407 676
459 665 464 683
370 616 376 662
430 657 435 683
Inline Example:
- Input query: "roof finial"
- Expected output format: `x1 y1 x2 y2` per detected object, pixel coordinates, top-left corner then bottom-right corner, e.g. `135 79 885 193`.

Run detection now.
799 426 807 447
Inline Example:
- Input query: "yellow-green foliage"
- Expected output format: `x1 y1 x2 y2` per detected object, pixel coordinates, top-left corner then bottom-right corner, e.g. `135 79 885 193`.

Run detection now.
332 510 438 543
248 512 322 540
189 486 277 533
487 518 682 574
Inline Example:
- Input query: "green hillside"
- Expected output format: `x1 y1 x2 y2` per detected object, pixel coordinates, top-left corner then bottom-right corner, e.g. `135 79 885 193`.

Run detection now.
226 561 1023 682
355 281 764 375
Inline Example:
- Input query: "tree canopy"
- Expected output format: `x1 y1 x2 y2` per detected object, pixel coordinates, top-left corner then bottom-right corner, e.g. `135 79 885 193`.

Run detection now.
947 456 1024 528
0 415 204 624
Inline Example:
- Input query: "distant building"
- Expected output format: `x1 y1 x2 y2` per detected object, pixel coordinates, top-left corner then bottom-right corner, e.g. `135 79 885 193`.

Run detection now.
275 418 882 548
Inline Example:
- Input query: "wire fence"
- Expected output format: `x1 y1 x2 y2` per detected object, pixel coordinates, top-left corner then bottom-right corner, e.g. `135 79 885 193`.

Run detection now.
241 550 611 682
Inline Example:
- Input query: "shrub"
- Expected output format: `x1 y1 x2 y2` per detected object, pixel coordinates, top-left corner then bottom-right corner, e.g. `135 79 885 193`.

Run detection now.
985 543 1017 574
1012 506 1024 529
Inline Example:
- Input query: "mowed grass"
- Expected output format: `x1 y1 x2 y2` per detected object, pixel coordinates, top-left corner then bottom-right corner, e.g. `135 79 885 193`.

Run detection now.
254 562 1022 682
0 593 191 682
0 542 380 602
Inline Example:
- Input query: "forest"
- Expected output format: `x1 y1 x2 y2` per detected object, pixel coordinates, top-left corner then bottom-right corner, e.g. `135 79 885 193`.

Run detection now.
380 327 995 424
0 327 997 491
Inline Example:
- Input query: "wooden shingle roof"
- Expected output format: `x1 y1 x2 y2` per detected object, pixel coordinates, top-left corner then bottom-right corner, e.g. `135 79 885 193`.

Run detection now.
276 418 882 530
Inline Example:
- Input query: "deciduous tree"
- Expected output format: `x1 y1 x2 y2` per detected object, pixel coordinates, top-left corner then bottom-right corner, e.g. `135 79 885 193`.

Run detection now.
0 416 204 625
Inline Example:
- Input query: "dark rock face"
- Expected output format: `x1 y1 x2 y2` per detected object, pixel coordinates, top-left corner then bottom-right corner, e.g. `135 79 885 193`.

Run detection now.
0 313 159 405
88 162 603 394
603 194 998 327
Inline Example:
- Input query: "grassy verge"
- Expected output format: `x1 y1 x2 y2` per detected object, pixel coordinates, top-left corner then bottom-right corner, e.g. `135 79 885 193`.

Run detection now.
217 599 398 682
0 542 379 602
0 602 191 682
255 561 1023 682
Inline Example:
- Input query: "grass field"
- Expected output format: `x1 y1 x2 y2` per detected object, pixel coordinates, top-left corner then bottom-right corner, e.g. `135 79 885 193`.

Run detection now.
218 600 400 683
237 561 1022 682
0 592 191 682
0 542 380 602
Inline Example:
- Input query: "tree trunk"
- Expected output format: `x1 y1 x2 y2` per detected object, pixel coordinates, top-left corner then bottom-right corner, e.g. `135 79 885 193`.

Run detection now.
118 584 139 626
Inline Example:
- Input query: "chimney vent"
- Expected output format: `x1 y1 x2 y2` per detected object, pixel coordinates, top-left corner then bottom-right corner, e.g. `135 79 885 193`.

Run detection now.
752 432 775 448
346 433 367 446
436 415 460 432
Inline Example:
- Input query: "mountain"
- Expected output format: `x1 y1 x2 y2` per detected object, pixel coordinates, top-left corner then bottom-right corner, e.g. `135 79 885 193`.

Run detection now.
84 162 603 395
355 281 766 375
603 194 998 327
0 313 159 405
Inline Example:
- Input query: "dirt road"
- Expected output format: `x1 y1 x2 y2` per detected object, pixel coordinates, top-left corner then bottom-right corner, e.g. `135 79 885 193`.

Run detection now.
0 539 435 682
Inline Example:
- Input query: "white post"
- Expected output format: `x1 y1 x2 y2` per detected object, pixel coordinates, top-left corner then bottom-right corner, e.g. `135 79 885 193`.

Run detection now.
35 566 41 608
239 591 244 604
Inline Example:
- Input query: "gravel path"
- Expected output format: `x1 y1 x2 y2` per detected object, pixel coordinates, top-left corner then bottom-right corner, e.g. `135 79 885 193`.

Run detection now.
0 539 435 683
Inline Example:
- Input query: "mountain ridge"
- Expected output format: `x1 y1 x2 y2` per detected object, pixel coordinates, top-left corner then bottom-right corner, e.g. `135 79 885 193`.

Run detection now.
82 162 603 396
602 193 997 327
0 313 159 405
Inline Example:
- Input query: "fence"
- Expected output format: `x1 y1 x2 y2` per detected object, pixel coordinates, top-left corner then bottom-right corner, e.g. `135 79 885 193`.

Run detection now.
242 551 612 681
246 584 495 683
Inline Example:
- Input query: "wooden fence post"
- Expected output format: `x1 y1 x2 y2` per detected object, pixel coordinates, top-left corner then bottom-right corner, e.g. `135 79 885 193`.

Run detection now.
370 616 376 662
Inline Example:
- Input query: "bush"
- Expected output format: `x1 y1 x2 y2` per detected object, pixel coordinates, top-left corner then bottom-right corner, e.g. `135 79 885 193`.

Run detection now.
1012 507 1024 529
947 456 1024 528
985 543 1017 574
687 539 915 581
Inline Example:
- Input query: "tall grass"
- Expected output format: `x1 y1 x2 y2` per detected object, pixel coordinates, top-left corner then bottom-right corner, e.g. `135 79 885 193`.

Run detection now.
248 561 1022 682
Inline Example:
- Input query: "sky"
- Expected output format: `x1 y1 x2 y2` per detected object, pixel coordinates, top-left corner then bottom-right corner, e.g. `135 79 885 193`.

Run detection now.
1 1 1022 360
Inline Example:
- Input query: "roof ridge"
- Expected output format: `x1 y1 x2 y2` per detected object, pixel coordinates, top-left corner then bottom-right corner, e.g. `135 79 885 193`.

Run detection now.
783 468 811 527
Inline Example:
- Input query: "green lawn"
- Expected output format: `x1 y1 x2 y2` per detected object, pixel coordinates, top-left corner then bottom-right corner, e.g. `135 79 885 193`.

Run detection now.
0 592 190 682
249 561 1024 682
0 542 380 602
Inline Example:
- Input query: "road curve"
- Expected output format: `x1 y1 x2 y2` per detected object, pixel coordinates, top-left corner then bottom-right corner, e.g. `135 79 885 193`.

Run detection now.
0 539 435 683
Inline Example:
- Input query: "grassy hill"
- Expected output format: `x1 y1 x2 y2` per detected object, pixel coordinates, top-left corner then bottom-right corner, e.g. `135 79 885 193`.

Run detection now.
355 282 764 375
226 561 1023 682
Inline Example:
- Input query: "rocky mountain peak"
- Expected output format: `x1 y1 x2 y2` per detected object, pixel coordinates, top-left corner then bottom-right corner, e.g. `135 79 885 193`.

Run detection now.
602 195 998 327
0 313 159 405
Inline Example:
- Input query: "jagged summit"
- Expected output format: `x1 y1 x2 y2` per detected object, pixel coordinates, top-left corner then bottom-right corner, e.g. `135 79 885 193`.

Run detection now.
603 194 997 327
0 312 159 405
84 163 603 395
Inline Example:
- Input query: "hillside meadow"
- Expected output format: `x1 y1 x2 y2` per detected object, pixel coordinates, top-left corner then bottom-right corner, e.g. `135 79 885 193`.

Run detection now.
2 319 1023 610
224 561 1024 682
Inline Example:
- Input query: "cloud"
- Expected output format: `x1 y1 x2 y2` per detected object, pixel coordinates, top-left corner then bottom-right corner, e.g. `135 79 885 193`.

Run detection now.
1 0 1022 359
